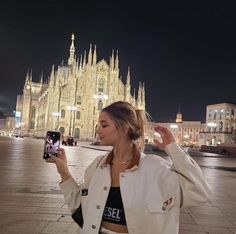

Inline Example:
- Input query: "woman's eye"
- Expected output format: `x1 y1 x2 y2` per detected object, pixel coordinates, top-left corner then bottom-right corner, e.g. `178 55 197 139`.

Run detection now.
102 125 108 128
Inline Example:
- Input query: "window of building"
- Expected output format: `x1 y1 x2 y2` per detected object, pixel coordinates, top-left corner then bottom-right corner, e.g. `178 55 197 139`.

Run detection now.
208 110 212 120
219 121 223 132
59 127 65 134
98 79 104 93
61 109 65 118
213 111 217 120
74 128 80 138
226 110 230 120
98 101 103 111
76 111 80 119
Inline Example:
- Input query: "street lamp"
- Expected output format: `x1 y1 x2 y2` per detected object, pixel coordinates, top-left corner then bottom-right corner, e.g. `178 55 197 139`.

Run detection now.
93 92 108 140
66 106 77 135
93 93 108 111
52 112 61 131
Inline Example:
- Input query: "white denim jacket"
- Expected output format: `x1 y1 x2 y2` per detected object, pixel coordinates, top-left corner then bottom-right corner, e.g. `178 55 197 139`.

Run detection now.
59 142 212 234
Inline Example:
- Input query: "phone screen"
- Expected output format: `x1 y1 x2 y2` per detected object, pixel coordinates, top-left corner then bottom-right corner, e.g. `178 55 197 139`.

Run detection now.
43 131 61 160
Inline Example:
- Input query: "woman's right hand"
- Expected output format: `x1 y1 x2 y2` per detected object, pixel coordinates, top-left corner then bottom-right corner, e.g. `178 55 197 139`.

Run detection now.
46 148 72 182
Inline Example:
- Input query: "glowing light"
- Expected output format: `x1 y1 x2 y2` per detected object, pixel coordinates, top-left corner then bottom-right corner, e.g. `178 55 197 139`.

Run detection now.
170 124 178 129
207 122 217 127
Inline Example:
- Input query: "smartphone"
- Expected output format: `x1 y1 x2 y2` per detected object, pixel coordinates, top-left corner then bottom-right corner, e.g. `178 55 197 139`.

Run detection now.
43 131 61 160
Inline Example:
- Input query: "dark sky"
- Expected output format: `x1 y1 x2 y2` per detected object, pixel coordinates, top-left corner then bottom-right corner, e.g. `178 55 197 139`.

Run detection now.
0 0 236 122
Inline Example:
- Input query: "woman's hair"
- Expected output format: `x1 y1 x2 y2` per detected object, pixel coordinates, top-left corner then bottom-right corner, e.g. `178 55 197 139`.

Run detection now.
102 101 148 149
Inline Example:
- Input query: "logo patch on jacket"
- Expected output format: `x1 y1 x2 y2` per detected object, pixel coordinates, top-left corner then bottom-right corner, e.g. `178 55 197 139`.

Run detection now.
162 197 173 211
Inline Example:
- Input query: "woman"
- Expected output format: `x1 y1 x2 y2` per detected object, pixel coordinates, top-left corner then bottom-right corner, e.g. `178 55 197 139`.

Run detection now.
48 101 211 234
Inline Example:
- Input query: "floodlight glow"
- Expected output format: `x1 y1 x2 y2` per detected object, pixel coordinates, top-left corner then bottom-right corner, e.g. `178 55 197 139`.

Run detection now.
207 122 217 127
52 112 61 117
170 124 178 129
67 106 77 111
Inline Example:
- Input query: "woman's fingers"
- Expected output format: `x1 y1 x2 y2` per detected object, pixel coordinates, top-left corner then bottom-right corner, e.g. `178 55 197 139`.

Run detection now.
154 124 175 147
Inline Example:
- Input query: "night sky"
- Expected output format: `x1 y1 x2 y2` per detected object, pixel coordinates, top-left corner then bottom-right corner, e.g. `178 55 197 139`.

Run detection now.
0 1 236 122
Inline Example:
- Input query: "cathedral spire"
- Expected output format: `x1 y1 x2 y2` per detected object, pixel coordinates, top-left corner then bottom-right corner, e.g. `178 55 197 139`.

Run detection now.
79 54 82 70
110 49 115 70
126 66 130 85
68 33 75 65
142 82 145 107
115 50 119 70
92 45 97 66
125 67 131 102
83 50 87 68
137 82 142 107
88 44 92 66
40 71 43 83
30 69 33 82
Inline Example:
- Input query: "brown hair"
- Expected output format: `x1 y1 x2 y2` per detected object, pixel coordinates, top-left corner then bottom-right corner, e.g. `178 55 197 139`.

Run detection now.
102 101 148 149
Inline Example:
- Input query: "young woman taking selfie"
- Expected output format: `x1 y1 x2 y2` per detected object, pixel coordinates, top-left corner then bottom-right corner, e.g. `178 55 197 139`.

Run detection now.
48 101 211 234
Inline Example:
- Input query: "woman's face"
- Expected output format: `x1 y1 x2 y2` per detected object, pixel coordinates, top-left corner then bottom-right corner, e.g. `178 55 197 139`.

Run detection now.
96 111 127 146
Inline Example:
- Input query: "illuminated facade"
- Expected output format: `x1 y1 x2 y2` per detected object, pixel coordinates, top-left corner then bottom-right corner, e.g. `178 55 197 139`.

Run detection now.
16 35 145 139
199 103 236 145
146 120 205 147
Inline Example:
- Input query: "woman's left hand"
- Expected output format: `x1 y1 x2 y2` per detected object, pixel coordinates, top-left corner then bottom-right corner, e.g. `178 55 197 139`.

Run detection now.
153 124 175 150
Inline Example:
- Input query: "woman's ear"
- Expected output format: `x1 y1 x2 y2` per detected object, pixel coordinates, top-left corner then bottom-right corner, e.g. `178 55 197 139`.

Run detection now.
123 124 130 135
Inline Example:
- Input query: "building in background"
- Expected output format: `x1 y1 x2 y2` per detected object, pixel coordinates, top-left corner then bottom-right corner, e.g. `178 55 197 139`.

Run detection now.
16 34 145 140
199 103 236 145
145 111 205 147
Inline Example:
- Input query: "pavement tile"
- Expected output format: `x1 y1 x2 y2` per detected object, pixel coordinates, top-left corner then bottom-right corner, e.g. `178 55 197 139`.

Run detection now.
180 213 195 224
189 206 225 216
179 231 207 234
41 222 80 233
0 220 49 233
191 213 235 228
1 137 236 234
35 207 71 215
229 229 236 234
202 226 235 234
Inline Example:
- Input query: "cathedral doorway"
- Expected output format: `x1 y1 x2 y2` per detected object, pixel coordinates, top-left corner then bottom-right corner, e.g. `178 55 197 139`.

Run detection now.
74 128 80 139
59 127 65 134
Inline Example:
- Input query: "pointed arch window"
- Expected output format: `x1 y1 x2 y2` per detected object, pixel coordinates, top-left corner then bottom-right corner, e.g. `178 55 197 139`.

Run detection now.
76 111 81 119
61 109 65 119
98 79 104 93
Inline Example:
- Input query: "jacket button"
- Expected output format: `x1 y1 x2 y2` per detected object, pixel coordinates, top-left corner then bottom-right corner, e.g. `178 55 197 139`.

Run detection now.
96 205 101 209
104 186 108 190
162 206 166 211
92 225 96 229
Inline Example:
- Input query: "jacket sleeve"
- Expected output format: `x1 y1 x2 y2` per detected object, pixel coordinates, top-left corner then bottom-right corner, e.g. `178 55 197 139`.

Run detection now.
165 142 212 207
59 154 105 213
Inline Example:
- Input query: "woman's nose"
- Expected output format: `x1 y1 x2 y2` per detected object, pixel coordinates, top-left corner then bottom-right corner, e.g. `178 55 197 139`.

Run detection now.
95 126 100 134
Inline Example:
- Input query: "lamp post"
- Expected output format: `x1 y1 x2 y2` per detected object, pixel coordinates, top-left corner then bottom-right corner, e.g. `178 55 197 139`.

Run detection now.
93 93 108 111
93 92 108 139
52 112 61 131
66 106 77 135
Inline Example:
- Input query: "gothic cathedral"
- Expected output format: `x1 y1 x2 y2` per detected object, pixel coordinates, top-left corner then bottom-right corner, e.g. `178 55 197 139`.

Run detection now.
16 34 146 140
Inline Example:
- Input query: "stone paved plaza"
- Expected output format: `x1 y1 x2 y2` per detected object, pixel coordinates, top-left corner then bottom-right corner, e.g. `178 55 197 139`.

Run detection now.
0 136 236 233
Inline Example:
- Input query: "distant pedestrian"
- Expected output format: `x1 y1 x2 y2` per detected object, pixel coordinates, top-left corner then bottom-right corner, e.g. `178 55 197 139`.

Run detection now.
47 101 212 234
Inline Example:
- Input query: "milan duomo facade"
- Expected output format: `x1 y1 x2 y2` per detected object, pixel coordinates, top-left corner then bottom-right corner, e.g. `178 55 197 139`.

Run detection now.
16 35 146 139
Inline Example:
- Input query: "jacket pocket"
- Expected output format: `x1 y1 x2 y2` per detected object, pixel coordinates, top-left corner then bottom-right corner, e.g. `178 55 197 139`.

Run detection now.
146 195 177 214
